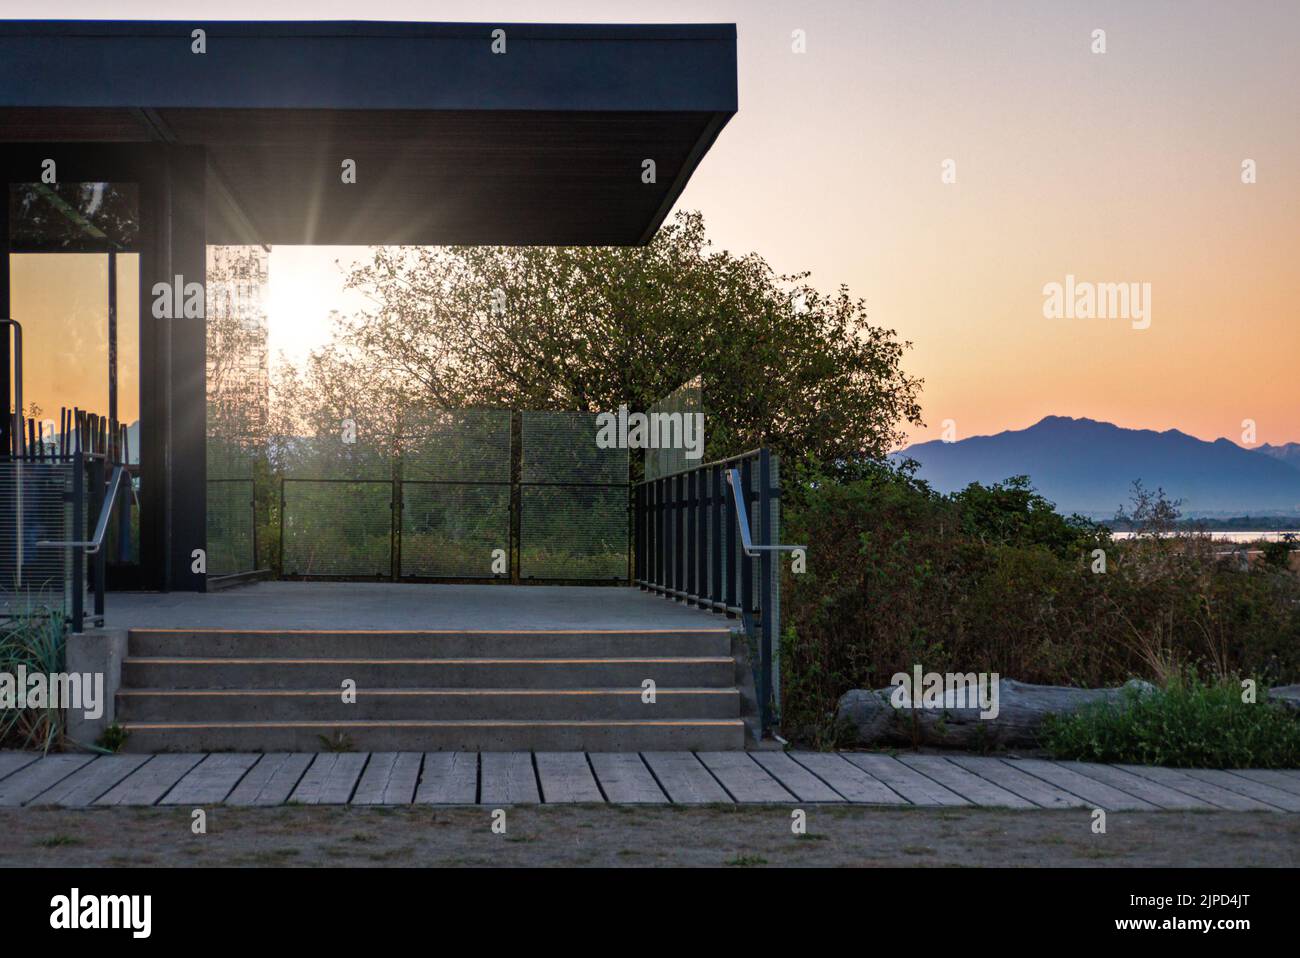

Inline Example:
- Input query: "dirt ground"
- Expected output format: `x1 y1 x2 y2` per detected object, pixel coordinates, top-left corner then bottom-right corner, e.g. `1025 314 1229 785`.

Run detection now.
2 805 1298 867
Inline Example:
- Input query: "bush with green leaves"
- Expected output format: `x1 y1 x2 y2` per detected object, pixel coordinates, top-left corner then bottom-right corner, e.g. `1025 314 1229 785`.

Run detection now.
1040 674 1300 768
0 608 67 753
779 463 1300 744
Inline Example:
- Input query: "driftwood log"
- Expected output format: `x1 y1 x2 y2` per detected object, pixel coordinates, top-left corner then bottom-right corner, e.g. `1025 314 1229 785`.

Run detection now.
1269 685 1300 712
835 678 1157 749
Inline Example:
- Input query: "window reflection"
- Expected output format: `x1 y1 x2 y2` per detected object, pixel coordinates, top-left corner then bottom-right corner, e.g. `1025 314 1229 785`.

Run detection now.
9 182 139 251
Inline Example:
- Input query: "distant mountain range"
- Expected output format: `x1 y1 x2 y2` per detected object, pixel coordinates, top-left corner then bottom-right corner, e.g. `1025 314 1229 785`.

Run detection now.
897 416 1300 519
1258 442 1300 470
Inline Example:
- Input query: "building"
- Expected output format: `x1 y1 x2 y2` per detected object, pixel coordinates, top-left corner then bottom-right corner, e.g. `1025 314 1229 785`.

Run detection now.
0 19 738 591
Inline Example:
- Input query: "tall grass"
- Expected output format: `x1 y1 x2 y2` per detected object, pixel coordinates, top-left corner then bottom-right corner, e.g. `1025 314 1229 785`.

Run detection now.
0 607 68 753
1040 673 1300 768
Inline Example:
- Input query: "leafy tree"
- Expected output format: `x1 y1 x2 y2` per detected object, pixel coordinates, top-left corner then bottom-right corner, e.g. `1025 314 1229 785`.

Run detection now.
283 211 923 468
951 475 1101 557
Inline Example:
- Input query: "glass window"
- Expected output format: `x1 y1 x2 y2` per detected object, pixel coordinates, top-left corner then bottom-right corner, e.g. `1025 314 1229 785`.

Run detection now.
9 182 139 252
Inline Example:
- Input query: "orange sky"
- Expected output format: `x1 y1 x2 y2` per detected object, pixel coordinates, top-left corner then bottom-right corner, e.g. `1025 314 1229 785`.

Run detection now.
33 1 1300 448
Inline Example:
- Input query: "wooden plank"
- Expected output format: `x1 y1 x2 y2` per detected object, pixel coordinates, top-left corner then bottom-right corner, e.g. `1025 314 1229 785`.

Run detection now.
1002 759 1155 811
535 752 604 803
0 752 40 782
697 751 795 803
789 752 908 805
28 755 151 807
1055 761 1214 810
480 751 540 805
288 753 368 805
896 755 1034 808
0 755 94 806
945 756 1088 809
415 752 478 804
159 753 259 806
587 752 668 804
1178 769 1300 812
1228 768 1300 798
226 753 313 806
1116 764 1277 811
351 752 422 805
749 751 844 803
845 754 971 807
95 754 205 806
641 751 732 804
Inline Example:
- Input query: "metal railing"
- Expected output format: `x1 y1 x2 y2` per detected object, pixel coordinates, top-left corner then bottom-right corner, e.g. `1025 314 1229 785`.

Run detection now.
2 309 134 629
31 453 128 632
634 447 799 736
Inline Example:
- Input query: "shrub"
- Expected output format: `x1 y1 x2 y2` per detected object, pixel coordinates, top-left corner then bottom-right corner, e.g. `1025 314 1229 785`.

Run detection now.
779 464 1300 745
1039 674 1300 768
0 608 68 753
1261 535 1296 571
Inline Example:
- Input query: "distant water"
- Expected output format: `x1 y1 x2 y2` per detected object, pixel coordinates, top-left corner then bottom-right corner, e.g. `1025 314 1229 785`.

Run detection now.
1111 531 1294 542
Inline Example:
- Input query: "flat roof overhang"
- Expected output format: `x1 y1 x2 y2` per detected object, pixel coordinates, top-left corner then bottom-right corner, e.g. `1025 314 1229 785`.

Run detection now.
0 20 737 245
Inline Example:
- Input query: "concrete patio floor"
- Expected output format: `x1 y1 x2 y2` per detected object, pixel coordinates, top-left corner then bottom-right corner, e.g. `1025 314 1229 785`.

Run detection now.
105 582 726 632
3 750 1298 811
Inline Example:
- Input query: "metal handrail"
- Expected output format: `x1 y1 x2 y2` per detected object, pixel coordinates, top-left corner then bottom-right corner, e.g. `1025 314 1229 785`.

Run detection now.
37 464 126 555
725 468 805 557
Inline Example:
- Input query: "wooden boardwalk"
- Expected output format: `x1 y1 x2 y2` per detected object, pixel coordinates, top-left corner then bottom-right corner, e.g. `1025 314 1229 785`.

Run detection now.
2 750 1298 810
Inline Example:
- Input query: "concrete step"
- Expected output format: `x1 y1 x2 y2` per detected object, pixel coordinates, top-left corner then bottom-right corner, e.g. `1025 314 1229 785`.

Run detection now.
127 628 735 660
121 656 737 690
118 719 747 752
117 686 741 721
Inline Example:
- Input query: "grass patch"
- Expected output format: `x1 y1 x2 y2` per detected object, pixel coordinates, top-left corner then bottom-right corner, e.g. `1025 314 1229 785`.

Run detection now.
1 608 67 752
34 834 84 848
1040 674 1300 768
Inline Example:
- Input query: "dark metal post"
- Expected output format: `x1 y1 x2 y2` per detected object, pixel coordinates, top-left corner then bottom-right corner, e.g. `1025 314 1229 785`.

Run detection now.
739 458 753 617
390 454 402 581
758 448 774 734
92 454 106 621
694 465 706 603
249 477 258 572
710 465 722 608
71 450 85 633
724 464 737 610
685 469 696 602
633 482 642 584
278 477 286 577
674 472 685 598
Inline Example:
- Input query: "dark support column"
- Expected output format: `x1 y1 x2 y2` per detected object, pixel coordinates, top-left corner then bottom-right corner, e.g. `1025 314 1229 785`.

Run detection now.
164 145 208 591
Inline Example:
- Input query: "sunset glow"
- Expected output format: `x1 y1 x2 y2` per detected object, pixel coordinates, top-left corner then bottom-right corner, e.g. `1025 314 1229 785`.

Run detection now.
32 0 1300 449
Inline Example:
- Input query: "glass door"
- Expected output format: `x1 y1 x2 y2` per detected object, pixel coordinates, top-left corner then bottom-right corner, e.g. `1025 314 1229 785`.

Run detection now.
6 182 142 577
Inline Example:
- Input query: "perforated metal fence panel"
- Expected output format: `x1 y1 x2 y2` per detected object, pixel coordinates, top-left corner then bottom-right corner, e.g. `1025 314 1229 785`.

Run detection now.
206 479 255 575
0 461 73 616
272 409 632 582
520 411 629 579
281 480 392 577
399 410 512 578
207 429 258 575
644 376 703 481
